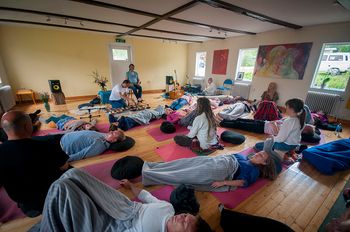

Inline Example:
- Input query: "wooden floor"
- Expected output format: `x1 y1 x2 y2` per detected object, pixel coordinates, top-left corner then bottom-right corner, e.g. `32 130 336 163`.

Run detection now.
1 93 349 232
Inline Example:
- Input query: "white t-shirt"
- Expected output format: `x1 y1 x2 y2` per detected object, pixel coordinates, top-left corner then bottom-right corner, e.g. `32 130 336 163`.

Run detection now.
109 84 128 101
274 117 302 145
204 82 217 95
126 190 174 232
187 112 218 149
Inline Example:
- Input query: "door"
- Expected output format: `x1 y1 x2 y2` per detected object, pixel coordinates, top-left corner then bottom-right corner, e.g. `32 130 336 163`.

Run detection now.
108 43 133 87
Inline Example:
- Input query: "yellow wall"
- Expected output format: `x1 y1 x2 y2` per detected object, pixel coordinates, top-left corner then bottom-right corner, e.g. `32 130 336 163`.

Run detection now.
126 37 188 90
0 24 187 97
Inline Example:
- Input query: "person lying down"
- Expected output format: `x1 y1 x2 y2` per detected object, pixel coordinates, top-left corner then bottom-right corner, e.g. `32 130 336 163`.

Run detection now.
112 138 282 192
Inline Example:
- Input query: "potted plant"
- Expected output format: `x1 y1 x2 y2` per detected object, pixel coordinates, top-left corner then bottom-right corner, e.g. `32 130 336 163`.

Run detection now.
39 92 50 112
91 70 108 92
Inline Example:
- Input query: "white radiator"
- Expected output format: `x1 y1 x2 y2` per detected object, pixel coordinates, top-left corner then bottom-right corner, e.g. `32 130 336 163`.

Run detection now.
305 91 341 115
0 85 16 113
232 82 251 99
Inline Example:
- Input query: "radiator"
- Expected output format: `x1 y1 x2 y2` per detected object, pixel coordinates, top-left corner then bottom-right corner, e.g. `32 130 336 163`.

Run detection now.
305 91 340 115
0 85 16 113
232 82 251 99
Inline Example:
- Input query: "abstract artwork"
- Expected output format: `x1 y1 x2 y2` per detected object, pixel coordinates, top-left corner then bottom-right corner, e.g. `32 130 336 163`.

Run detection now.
212 49 229 75
254 42 313 80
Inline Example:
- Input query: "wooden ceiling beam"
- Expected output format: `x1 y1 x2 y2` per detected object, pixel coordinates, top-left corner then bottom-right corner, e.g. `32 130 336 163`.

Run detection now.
0 7 223 39
69 0 256 35
0 19 203 43
199 0 302 29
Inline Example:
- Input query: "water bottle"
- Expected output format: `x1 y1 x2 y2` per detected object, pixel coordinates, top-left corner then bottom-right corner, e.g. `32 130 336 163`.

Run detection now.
335 123 342 138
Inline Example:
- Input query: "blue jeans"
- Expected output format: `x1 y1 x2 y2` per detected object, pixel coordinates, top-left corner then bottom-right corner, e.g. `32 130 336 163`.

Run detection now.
170 98 188 110
118 116 140 131
130 84 142 99
254 141 297 152
110 99 127 109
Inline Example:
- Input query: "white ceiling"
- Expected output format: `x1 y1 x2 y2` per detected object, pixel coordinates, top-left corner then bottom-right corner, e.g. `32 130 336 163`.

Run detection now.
0 0 349 43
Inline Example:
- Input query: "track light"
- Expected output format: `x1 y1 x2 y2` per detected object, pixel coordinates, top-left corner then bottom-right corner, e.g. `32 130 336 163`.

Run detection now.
65 18 67 25
46 16 51 22
80 21 84 26
209 28 212 32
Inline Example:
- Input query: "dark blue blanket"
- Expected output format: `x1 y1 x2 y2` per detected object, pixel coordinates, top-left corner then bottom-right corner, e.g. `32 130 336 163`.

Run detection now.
302 139 350 175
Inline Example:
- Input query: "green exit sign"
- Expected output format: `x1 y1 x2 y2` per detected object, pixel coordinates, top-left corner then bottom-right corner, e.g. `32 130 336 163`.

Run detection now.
115 38 126 43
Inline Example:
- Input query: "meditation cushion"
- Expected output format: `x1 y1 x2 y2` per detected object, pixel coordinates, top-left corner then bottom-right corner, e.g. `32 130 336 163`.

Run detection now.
170 184 200 215
109 136 135 152
220 130 245 145
160 121 176 134
111 156 144 180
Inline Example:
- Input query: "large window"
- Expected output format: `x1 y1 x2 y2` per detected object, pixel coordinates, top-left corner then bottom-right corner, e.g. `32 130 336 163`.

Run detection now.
235 48 258 81
311 43 350 91
112 49 128 61
195 52 206 77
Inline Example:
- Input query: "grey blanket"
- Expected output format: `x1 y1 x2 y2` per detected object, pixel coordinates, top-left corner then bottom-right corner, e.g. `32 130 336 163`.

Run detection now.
142 155 239 192
128 105 165 125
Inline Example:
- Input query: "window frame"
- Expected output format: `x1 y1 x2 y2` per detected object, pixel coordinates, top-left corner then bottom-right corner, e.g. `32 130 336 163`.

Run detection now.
310 42 350 93
195 51 207 77
235 47 258 83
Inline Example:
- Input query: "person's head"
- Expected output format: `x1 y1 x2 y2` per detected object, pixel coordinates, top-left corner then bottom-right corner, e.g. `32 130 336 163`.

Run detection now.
285 98 305 129
302 124 315 135
165 108 174 115
249 150 278 180
129 64 135 71
207 78 213 84
1 111 33 139
166 214 212 232
122 79 131 88
105 130 125 143
196 97 216 136
267 82 277 92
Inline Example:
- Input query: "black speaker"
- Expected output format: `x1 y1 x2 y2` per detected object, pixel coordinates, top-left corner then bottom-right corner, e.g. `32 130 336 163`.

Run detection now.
48 80 62 93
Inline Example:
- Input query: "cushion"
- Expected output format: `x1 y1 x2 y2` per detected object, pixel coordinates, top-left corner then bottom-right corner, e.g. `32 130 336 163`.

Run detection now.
111 156 144 180
160 121 176 134
170 184 200 215
220 130 245 145
109 136 135 152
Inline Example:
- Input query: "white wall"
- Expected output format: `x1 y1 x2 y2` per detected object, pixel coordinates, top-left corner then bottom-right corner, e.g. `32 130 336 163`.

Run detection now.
0 55 9 87
187 22 350 120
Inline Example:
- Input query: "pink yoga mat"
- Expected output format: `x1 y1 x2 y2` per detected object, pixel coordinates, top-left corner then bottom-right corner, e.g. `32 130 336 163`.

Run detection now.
82 159 141 189
155 142 196 162
147 124 189 142
134 186 174 202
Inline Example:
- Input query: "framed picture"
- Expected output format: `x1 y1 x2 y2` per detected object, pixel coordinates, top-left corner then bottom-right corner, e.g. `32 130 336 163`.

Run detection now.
212 49 229 75
236 72 244 80
254 42 313 80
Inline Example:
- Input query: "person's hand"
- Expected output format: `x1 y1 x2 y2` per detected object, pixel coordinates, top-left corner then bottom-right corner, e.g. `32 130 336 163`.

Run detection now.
120 179 133 190
211 181 226 188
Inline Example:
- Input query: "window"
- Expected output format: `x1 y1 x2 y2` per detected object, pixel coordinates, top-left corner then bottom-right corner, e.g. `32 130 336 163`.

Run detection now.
311 43 350 91
195 52 206 77
236 48 258 81
112 49 128 61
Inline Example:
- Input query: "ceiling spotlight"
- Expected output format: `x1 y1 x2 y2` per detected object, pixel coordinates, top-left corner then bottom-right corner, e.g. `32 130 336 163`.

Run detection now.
209 28 212 32
46 16 51 22
218 31 221 34
224 32 227 37
80 21 84 26
65 18 67 25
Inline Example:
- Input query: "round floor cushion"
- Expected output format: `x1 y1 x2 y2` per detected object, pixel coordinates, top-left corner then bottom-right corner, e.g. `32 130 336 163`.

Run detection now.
160 121 176 134
220 130 245 145
111 156 144 180
109 136 135 152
